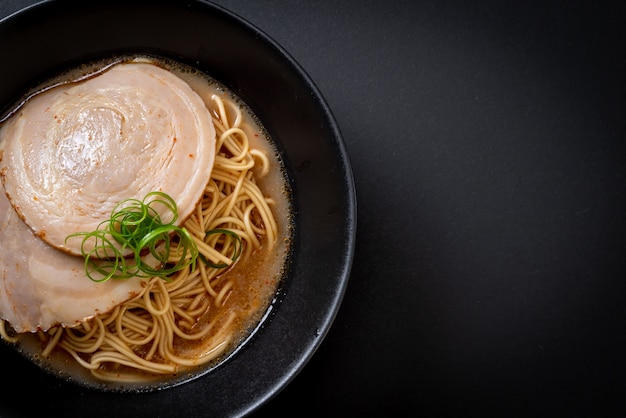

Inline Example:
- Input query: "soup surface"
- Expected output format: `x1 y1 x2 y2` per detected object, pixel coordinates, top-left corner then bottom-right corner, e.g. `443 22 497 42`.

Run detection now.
0 55 292 390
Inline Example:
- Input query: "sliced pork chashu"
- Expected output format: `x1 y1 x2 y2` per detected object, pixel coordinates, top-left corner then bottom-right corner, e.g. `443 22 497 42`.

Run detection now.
0 62 216 256
0 183 151 332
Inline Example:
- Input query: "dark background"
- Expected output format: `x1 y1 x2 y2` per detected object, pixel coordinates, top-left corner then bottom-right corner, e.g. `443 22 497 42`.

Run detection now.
1 1 625 416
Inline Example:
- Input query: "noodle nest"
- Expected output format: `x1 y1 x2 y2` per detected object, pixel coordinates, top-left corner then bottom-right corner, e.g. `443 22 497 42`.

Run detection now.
1 93 280 383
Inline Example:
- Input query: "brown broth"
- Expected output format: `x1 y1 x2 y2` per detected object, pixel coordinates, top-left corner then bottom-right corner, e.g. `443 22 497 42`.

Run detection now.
6 55 293 390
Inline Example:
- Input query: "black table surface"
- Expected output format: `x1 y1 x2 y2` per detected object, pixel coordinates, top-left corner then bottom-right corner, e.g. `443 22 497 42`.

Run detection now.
1 1 625 416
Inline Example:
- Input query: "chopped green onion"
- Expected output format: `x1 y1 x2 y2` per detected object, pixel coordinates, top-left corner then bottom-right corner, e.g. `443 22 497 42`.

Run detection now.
67 192 245 282
66 191 197 282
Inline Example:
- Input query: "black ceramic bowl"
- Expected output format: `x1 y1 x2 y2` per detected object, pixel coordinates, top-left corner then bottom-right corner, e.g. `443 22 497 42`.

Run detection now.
0 0 356 416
